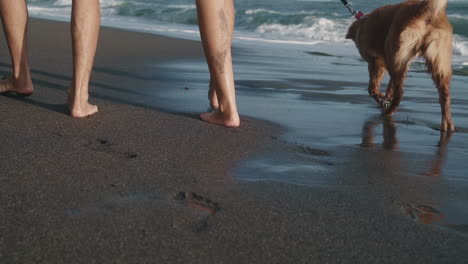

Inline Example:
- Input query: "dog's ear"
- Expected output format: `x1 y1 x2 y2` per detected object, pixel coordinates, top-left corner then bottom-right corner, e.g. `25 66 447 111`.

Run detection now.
346 21 359 39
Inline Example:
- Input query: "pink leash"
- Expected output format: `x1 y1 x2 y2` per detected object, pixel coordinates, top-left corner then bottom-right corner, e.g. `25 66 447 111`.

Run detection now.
340 0 364 19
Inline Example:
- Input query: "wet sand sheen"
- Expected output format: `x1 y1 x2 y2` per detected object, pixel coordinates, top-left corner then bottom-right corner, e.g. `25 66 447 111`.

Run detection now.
1 18 468 263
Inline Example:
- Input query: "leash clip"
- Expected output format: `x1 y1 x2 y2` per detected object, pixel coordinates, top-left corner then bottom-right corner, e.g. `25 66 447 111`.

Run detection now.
340 0 364 20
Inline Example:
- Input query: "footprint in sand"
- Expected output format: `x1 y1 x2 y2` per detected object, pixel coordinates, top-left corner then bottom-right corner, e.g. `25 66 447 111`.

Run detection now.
171 192 220 232
293 144 334 167
405 203 443 224
67 192 220 233
296 145 331 157
172 192 220 216
82 138 138 160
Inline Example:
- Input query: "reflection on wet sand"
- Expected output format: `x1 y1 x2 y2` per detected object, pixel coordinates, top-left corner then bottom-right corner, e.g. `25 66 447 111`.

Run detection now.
360 115 452 177
361 116 398 150
405 203 444 225
359 116 459 227
424 132 453 177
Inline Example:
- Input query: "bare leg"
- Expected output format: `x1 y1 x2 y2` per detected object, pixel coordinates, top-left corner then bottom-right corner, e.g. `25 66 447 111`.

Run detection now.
208 0 235 110
197 0 240 127
68 0 100 118
208 79 218 109
0 0 33 95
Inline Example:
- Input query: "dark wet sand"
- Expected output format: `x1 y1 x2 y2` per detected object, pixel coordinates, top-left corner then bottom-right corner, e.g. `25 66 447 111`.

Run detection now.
1 18 468 263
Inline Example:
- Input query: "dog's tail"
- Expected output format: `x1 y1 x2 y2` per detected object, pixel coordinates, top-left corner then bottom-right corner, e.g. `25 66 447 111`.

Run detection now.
422 0 448 16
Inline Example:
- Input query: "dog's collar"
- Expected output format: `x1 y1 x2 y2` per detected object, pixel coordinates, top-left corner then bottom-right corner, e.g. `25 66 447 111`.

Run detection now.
355 11 365 20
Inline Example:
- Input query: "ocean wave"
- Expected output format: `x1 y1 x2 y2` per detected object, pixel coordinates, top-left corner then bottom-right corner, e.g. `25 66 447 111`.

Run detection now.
454 35 468 56
448 14 468 20
48 0 125 8
166 4 196 10
50 0 71 6
448 14 468 38
114 2 198 24
245 9 281 15
255 17 350 43
28 0 126 12
244 8 329 16
24 0 468 61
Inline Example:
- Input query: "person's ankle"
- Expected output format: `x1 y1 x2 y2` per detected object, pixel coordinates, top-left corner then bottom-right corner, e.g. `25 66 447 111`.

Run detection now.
220 104 238 117
12 69 32 85
219 107 240 123
3 73 34 94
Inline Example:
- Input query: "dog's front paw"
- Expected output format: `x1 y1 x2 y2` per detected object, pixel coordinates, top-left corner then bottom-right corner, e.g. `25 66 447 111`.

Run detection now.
379 98 391 109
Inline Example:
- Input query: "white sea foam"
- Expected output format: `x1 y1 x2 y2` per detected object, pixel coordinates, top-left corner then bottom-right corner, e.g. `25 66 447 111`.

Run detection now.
166 4 196 10
448 14 468 20
28 6 71 20
50 0 71 6
245 9 280 15
255 17 350 43
454 35 468 56
49 0 124 8
235 36 322 45
244 8 328 16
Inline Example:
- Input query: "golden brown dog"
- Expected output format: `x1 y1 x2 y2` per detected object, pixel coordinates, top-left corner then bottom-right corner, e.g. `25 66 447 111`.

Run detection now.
346 0 454 131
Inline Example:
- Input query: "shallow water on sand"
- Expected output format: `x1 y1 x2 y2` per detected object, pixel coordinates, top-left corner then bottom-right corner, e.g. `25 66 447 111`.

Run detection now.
144 39 468 234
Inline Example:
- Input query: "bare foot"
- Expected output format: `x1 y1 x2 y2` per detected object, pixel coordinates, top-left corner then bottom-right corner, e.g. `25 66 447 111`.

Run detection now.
200 109 240 128
0 75 34 96
208 80 219 109
68 87 98 118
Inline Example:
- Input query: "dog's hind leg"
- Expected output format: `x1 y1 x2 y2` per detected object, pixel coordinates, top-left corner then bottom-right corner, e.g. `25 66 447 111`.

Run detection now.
368 62 386 105
424 32 455 131
384 26 423 116
431 69 454 132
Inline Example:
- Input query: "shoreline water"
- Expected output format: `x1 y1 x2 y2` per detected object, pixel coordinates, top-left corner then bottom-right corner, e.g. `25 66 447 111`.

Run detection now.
1 18 468 262
26 0 468 63
92 10 468 235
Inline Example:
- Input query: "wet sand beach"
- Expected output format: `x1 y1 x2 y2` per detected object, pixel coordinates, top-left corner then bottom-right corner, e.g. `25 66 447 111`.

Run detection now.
1 18 468 263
